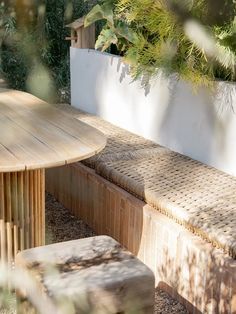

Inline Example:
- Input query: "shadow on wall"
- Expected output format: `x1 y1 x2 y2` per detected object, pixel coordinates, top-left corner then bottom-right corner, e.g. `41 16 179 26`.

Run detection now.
72 49 236 176
116 58 152 96
93 55 172 140
68 49 236 311
158 79 236 171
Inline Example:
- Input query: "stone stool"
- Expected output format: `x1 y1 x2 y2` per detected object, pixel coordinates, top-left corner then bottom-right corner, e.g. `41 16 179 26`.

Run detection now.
16 235 155 313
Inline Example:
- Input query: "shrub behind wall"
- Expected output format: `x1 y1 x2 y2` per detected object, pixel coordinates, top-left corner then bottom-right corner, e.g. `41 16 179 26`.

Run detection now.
0 0 97 102
85 0 236 87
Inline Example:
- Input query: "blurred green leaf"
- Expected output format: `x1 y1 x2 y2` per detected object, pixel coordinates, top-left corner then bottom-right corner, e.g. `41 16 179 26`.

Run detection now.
84 3 114 27
95 28 118 51
115 21 138 44
0 0 99 102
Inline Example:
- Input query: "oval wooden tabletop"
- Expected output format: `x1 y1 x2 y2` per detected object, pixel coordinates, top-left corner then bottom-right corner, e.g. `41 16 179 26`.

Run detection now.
0 89 106 172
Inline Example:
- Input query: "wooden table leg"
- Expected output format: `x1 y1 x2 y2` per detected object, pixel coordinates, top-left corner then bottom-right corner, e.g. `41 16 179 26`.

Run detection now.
0 169 45 265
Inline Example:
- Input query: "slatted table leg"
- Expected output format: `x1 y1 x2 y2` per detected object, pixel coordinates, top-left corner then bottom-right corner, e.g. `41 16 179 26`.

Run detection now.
0 169 45 265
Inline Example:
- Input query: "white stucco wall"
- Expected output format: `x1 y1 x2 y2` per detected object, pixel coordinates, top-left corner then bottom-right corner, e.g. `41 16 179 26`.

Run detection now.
70 47 236 176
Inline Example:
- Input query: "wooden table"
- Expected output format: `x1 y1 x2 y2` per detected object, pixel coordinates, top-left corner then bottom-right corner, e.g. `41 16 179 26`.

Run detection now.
0 89 106 264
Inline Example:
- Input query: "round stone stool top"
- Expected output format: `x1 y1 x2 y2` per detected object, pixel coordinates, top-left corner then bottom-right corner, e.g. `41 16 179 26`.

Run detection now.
16 235 155 313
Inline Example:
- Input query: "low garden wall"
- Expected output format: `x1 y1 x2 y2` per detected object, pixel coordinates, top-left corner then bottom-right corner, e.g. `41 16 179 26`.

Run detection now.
70 48 236 176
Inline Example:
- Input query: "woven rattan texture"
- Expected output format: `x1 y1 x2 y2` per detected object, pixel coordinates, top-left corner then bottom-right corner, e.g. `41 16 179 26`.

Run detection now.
55 104 160 168
80 120 161 168
55 105 236 257
96 151 236 259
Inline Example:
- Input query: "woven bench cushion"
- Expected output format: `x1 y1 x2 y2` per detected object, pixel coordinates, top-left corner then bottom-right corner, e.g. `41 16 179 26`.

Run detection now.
55 104 236 257
96 150 236 259
55 104 160 168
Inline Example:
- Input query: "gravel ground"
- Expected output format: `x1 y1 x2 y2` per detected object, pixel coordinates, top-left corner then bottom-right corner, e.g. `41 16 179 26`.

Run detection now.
45 193 96 244
0 193 188 314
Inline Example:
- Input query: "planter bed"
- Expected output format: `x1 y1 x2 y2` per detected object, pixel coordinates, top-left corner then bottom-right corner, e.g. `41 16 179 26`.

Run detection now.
46 105 236 314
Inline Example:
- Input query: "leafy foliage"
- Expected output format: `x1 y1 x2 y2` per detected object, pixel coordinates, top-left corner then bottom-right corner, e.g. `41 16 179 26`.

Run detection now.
0 0 96 102
85 0 137 53
85 0 236 86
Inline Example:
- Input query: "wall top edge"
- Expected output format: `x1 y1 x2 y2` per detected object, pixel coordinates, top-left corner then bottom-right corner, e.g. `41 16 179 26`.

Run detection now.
70 47 121 59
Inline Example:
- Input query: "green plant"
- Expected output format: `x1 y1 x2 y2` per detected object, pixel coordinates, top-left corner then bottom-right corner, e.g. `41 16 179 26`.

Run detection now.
85 0 236 86
0 0 97 102
85 0 135 53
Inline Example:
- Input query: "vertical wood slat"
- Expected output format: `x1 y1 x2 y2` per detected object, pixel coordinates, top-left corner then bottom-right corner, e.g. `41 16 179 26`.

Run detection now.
5 173 12 263
34 170 38 247
18 171 24 252
41 169 45 246
0 169 45 265
29 171 34 248
12 172 18 258
45 163 236 314
23 171 29 250
0 173 6 262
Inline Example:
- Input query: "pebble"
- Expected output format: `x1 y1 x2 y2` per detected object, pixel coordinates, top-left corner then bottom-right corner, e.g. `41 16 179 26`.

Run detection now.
0 193 189 314
45 193 189 314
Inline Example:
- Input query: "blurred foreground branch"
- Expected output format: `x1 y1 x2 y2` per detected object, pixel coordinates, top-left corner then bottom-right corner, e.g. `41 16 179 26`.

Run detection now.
0 263 61 314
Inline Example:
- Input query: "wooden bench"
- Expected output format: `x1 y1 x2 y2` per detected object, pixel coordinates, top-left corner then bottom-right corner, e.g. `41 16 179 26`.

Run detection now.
47 104 236 314
16 236 155 314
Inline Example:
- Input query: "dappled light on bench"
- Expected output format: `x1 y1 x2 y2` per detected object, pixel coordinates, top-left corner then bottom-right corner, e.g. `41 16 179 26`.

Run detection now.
47 105 236 313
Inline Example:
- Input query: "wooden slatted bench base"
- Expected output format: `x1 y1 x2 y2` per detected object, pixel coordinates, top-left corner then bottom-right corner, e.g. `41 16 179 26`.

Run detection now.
0 169 45 264
46 163 236 314
16 236 155 314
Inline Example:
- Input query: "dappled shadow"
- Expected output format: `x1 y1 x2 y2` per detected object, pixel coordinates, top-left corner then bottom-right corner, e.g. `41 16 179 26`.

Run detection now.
46 105 236 313
46 144 236 314
156 284 201 314
156 242 235 314
77 51 236 177
17 236 154 313
116 58 130 83
157 78 236 176
95 139 236 260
